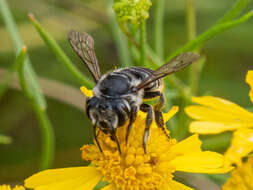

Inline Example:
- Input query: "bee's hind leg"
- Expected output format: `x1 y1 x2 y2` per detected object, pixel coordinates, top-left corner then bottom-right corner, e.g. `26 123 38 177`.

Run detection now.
144 91 170 139
140 103 153 154
154 92 171 139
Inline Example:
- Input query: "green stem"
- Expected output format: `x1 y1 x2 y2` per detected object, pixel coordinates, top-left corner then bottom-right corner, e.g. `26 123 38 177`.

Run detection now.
0 0 22 53
0 0 54 169
154 0 165 59
0 0 46 110
140 21 147 66
186 0 196 42
165 10 253 62
33 105 55 170
217 0 250 24
17 47 55 170
186 0 200 95
146 45 163 66
0 0 25 99
28 14 93 88
105 0 132 67
16 47 30 98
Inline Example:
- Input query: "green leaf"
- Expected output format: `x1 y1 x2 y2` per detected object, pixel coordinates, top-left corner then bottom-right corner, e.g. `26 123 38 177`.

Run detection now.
28 14 93 89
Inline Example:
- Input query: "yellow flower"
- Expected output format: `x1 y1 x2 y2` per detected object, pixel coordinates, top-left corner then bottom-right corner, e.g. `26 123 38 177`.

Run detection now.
0 185 25 190
113 0 152 25
222 156 253 190
185 70 253 166
25 87 232 190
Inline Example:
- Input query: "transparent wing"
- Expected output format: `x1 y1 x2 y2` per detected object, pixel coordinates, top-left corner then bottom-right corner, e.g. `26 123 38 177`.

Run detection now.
136 52 200 90
68 30 101 82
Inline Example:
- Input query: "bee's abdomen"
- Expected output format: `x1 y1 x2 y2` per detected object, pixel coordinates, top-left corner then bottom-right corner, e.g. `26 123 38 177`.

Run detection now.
115 67 163 93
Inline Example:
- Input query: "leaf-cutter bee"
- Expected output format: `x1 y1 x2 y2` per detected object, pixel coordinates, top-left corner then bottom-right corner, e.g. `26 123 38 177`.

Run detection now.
68 30 199 154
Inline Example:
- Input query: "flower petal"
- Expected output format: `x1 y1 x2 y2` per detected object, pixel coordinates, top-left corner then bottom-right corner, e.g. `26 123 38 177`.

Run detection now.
191 96 252 116
13 186 25 190
189 121 241 134
80 86 93 97
0 185 12 190
185 104 253 124
170 151 232 173
170 134 201 155
164 106 179 123
25 167 102 190
101 183 117 190
246 70 253 103
161 180 194 190
225 128 253 166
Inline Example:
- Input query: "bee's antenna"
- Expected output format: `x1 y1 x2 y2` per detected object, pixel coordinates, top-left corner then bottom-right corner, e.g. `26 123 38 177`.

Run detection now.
94 123 103 154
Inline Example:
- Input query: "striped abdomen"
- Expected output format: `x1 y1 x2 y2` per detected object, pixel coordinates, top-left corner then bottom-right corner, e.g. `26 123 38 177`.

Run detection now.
113 67 163 98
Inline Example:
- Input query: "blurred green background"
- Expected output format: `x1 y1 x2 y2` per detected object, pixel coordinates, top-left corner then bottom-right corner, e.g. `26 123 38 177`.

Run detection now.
0 0 252 185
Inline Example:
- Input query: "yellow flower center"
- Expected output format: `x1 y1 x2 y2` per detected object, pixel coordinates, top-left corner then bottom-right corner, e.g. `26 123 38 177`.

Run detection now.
81 111 178 190
222 156 253 190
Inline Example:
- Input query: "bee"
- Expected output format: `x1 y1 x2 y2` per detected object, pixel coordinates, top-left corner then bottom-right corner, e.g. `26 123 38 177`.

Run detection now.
68 30 199 154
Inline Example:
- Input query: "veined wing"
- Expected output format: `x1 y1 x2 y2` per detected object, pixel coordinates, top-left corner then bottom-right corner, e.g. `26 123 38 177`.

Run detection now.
136 52 200 90
68 30 101 82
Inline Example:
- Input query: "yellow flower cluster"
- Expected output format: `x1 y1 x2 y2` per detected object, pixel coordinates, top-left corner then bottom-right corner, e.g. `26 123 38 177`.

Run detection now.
185 70 253 166
222 156 253 190
81 108 180 190
24 87 231 190
113 0 152 25
0 185 25 190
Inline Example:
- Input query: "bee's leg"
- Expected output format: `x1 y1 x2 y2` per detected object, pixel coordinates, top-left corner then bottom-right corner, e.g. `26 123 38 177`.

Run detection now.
154 92 171 139
111 129 121 154
140 103 153 154
154 92 165 127
144 91 169 139
125 106 138 145
94 123 103 154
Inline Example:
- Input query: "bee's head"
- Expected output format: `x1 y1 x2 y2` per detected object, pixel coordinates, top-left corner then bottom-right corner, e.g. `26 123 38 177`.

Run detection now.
86 96 130 132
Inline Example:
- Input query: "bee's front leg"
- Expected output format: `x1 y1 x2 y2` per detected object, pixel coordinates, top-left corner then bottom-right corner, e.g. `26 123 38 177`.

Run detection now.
140 103 153 154
94 123 103 154
125 106 138 145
